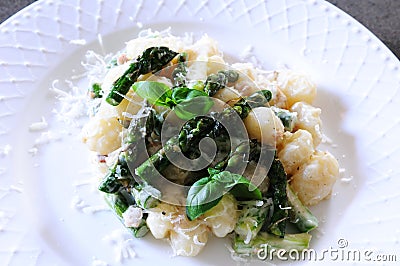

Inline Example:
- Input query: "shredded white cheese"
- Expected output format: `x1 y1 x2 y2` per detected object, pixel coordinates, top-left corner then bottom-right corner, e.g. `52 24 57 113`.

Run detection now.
0 144 12 157
122 206 143 228
28 147 38 156
8 185 23 193
71 195 109 214
29 116 48 132
69 39 87 46
103 229 136 263
91 257 108 266
33 131 61 146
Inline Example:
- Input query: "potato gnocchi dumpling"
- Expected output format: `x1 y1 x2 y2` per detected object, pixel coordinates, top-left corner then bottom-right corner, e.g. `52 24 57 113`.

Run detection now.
290 151 339 206
82 116 122 155
146 203 177 239
244 107 285 146
275 69 317 107
290 101 323 147
146 194 238 256
202 194 238 238
278 130 314 175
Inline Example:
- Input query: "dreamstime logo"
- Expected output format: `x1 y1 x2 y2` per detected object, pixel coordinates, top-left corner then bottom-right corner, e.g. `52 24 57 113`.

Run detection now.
256 239 398 262
122 61 276 206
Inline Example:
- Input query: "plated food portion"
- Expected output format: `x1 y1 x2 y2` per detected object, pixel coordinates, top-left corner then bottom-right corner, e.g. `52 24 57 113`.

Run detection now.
81 30 339 258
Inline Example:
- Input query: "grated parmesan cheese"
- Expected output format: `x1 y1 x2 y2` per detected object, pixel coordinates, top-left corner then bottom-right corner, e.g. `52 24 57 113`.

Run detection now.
103 229 136 262
0 144 12 156
33 131 61 146
91 257 108 266
29 116 48 132
69 39 87 46
122 206 143 228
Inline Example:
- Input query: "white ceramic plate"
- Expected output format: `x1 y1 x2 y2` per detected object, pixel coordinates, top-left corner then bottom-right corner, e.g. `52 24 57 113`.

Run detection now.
1 0 400 265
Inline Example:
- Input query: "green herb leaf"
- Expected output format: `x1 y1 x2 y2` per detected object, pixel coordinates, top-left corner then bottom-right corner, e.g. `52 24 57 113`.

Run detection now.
186 171 262 220
186 177 223 221
214 171 262 201
171 86 191 104
131 81 214 120
173 96 214 120
171 86 208 104
132 81 173 108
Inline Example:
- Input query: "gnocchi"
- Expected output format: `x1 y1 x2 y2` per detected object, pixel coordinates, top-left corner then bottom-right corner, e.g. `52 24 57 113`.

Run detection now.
81 115 122 155
290 101 323 147
202 193 238 237
275 69 317 107
290 151 339 206
146 193 238 256
278 130 314 175
244 107 285 146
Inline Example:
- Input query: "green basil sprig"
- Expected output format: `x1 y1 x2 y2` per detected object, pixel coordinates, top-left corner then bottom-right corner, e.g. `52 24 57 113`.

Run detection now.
186 170 262 220
132 81 175 108
132 81 214 120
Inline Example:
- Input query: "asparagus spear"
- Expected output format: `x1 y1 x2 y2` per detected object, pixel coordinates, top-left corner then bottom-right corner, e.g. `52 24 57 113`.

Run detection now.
213 140 250 173
106 47 178 106
233 231 312 255
287 184 318 232
135 116 216 184
104 192 149 238
232 90 272 119
172 52 188 87
98 110 162 194
99 152 131 194
178 116 215 156
234 199 273 244
264 157 289 237
90 83 103 98
204 70 239 96
130 184 161 209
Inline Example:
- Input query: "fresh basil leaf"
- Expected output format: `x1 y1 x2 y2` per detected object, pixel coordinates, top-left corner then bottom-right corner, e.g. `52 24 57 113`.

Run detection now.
186 89 208 98
207 167 220 176
186 171 262 220
131 81 173 107
172 86 208 104
173 96 214 120
230 177 262 200
171 86 191 104
186 177 223 221
213 171 262 201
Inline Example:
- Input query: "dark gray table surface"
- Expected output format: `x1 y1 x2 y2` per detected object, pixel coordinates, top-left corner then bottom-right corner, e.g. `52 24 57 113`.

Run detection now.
1 0 399 59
